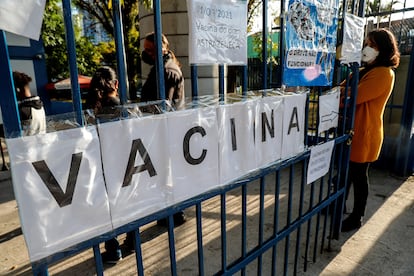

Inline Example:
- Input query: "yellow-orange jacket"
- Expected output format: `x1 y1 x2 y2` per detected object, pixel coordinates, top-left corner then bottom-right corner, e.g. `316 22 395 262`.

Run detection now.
351 66 395 163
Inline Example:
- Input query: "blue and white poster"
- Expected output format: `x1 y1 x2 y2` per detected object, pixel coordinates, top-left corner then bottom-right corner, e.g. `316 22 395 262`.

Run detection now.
283 0 339 86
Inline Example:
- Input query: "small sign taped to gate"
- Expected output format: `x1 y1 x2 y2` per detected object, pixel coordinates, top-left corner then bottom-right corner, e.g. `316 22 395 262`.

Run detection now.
307 140 335 184
187 0 248 65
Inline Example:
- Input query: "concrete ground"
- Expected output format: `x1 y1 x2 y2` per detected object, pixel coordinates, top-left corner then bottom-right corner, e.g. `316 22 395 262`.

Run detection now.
1 150 414 275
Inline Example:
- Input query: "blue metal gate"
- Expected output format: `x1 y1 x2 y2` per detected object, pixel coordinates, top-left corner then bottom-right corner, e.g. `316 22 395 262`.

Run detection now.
0 0 366 275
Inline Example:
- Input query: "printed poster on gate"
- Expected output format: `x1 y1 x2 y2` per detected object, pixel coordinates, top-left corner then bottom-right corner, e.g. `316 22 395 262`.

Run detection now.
6 127 112 262
187 0 248 65
283 0 339 86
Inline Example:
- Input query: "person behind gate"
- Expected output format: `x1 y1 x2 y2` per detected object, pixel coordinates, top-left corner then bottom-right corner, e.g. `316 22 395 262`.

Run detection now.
341 28 400 232
12 71 47 136
117 32 187 262
84 66 124 264
139 32 185 111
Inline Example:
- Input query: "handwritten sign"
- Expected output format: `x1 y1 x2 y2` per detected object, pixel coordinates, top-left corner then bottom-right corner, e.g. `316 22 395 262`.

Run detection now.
283 0 339 86
187 0 247 65
307 140 334 184
282 93 307 159
318 87 340 134
286 49 318 69
217 101 257 184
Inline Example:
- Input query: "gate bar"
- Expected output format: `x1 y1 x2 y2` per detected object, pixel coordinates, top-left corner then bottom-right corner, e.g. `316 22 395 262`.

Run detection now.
0 31 22 138
61 0 83 126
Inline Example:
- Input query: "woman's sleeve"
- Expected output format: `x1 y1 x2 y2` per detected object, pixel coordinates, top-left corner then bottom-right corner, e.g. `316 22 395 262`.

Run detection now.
356 68 393 105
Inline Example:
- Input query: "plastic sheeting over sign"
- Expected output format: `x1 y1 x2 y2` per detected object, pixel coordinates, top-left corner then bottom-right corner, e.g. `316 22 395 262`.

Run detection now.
7 127 111 262
98 116 171 229
0 0 46 40
283 0 339 86
168 107 220 203
187 0 248 65
340 13 365 65
217 101 257 185
7 94 308 262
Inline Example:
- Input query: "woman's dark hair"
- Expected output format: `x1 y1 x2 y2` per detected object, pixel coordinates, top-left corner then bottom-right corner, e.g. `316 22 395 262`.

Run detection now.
368 28 400 68
85 66 117 111
145 32 181 67
12 71 32 99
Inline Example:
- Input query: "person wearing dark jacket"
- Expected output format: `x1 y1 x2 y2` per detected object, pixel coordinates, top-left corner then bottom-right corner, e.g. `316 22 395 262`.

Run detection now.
140 32 184 110
12 71 46 136
84 66 121 122
124 33 186 246
86 66 123 264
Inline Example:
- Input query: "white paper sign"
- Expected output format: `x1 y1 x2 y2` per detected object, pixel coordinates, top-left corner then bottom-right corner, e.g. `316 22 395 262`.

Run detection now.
255 96 284 168
98 116 171 228
307 140 335 184
167 107 219 204
318 87 340 134
340 13 365 65
6 127 111 262
217 101 257 185
0 0 46 40
187 0 248 65
281 93 307 159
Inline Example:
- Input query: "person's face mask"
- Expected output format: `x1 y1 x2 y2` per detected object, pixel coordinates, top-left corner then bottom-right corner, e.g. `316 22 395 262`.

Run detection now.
361 46 379 64
141 50 155 65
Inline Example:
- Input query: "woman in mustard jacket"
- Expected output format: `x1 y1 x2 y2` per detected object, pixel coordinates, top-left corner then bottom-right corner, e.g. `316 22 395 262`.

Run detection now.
342 28 400 232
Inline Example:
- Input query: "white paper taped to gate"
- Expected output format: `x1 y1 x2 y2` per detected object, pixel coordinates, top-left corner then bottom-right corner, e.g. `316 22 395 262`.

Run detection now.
168 107 220 204
8 95 309 261
307 140 334 184
187 0 248 65
217 101 257 185
340 13 365 65
0 0 46 40
6 127 112 262
255 96 284 168
318 87 340 134
98 115 171 229
281 93 307 159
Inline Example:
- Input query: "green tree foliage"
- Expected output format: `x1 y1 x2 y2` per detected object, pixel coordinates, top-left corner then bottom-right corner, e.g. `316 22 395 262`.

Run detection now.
247 0 280 64
42 0 102 81
41 0 67 81
72 0 151 100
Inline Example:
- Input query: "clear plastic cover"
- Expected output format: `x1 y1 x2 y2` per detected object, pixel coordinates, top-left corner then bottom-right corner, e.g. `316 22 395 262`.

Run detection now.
6 126 112 262
340 13 365 65
98 115 171 229
217 100 257 185
7 92 309 261
255 96 284 168
167 106 220 204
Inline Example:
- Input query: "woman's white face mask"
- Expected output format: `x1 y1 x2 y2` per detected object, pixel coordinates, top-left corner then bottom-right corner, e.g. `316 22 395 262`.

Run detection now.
361 46 379 64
